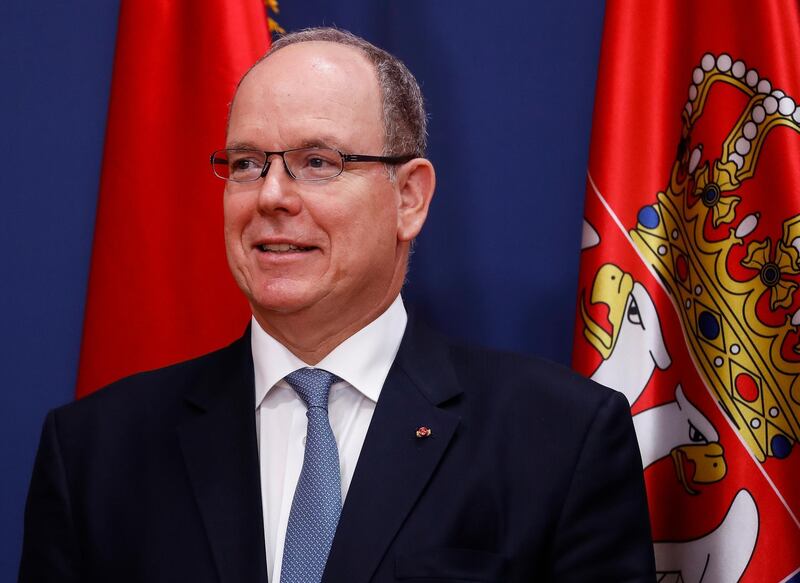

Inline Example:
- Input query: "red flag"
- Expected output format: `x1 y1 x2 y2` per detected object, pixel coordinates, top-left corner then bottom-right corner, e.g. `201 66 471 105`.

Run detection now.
574 1 800 581
77 0 270 397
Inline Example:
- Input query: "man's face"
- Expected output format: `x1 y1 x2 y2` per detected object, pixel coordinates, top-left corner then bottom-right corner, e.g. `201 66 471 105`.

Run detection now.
224 42 410 328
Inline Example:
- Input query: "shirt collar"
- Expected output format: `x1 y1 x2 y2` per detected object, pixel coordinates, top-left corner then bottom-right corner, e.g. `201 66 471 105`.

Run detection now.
252 295 407 409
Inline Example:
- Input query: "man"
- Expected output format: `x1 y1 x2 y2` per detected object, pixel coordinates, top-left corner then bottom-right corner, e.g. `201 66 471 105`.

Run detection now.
20 28 655 582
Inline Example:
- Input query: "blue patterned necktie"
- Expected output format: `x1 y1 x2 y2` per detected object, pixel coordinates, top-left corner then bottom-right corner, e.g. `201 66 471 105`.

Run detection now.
280 368 342 583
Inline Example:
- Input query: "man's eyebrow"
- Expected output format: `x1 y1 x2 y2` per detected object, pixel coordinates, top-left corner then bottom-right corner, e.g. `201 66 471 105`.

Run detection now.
297 137 344 150
225 141 260 150
224 138 347 151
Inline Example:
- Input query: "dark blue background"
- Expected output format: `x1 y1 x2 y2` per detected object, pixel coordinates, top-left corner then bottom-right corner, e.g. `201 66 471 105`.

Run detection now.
0 1 604 578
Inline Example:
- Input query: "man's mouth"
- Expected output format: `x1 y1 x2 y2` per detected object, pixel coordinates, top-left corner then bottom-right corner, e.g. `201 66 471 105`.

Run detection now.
257 243 315 253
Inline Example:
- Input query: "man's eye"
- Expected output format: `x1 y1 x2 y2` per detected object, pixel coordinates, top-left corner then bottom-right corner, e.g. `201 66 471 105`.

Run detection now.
231 158 259 171
308 157 326 168
287 148 341 179
305 155 336 169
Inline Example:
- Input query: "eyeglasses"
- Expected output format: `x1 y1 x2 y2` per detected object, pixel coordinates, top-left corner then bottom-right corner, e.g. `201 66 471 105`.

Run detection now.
210 147 415 182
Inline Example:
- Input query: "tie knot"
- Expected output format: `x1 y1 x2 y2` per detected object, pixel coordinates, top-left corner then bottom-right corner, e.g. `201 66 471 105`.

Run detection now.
284 368 340 409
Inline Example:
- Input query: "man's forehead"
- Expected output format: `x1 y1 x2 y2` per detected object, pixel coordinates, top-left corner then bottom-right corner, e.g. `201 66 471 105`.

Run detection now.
242 41 376 92
228 40 384 150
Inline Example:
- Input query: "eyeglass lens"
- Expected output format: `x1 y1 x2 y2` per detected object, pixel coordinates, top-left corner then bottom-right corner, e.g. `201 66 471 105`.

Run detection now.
213 148 344 182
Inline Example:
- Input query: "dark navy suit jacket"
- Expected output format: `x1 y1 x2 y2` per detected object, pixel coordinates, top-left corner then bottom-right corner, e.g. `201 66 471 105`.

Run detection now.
20 317 655 582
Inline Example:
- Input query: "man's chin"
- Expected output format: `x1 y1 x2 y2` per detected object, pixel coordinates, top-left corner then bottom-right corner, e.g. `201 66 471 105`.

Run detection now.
247 290 323 318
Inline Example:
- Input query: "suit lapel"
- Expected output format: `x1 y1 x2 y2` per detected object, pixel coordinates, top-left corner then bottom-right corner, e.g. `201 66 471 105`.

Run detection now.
324 316 463 582
177 333 269 583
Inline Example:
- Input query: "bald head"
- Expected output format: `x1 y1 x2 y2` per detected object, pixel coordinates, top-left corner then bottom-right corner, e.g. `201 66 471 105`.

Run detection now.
231 27 427 158
229 41 386 157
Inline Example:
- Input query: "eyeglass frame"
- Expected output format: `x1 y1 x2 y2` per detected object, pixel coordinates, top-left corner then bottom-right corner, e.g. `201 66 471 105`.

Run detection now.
209 147 416 182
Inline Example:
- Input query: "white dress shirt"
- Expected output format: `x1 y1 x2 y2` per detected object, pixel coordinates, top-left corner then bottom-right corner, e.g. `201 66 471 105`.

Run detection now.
252 295 408 582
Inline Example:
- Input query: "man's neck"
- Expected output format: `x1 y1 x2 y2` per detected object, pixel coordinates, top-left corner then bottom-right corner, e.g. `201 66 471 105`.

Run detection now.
252 290 402 365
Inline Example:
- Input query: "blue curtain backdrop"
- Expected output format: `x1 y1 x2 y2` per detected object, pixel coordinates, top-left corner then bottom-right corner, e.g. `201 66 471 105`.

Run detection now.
0 1 605 578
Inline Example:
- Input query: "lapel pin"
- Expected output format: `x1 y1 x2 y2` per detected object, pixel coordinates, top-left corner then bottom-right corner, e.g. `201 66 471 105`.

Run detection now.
415 426 432 438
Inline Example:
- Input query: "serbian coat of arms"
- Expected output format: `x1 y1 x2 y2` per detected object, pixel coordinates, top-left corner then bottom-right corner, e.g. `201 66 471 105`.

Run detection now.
572 2 800 581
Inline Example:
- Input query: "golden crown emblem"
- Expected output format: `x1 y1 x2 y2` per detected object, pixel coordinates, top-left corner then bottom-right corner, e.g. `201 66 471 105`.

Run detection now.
631 53 800 462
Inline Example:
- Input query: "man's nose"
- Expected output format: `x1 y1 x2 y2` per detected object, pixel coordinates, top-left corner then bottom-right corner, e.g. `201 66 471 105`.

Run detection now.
256 155 302 215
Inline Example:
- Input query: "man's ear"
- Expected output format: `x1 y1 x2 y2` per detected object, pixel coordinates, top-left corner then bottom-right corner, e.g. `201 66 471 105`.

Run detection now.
395 158 436 242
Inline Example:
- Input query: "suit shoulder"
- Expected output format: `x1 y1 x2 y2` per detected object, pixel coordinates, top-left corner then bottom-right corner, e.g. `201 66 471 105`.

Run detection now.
448 342 624 414
51 334 249 428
